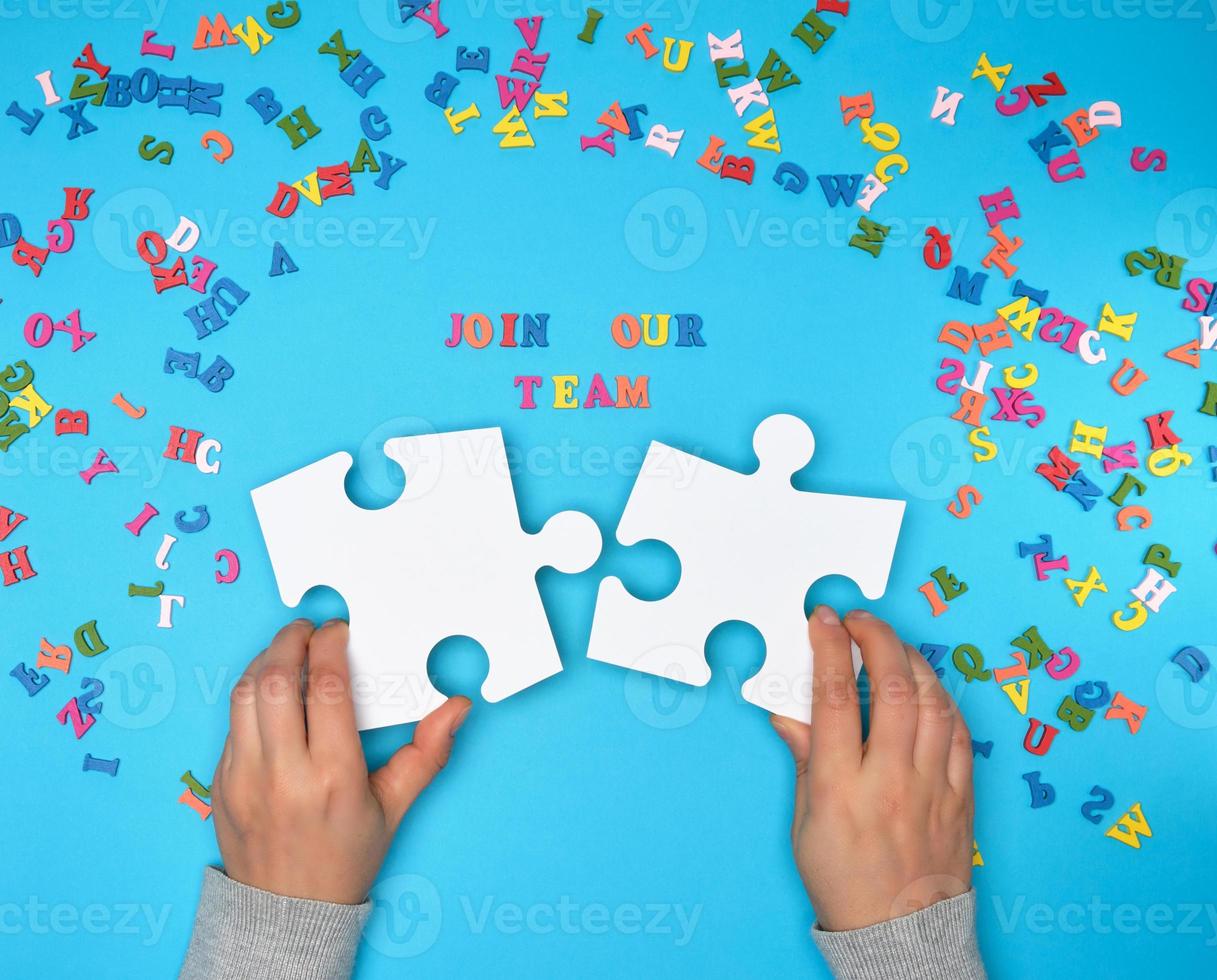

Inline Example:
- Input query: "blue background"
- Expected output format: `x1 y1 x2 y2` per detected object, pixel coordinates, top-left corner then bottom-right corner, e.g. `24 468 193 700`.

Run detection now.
2 0 1216 976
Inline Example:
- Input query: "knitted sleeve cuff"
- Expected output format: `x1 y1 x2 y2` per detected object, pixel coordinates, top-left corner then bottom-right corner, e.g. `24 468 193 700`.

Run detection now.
179 867 371 980
811 889 987 980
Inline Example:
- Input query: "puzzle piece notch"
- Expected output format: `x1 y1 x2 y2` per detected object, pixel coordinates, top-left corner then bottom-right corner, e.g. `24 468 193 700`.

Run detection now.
524 507 602 574
252 427 600 730
381 431 602 582
603 537 682 603
587 414 904 723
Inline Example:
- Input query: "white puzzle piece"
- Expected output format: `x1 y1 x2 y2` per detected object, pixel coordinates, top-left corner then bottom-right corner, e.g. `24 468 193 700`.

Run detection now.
586 414 905 723
251 426 602 731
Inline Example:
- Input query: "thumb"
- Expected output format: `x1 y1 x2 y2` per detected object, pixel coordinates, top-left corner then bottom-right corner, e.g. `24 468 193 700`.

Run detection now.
370 696 471 829
770 714 812 777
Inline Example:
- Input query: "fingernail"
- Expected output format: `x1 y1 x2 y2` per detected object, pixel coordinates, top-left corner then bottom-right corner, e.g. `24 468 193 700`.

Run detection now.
770 715 795 748
814 605 840 626
292 617 312 626
324 617 348 627
847 609 874 620
449 703 472 737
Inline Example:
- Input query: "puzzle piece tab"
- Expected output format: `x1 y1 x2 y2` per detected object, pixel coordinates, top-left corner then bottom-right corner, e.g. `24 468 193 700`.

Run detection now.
586 415 904 723
252 426 601 730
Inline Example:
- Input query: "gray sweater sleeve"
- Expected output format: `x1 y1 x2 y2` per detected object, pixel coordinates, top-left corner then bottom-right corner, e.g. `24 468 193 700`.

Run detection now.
178 868 983 980
812 889 986 980
179 867 371 980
